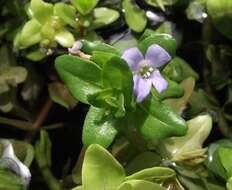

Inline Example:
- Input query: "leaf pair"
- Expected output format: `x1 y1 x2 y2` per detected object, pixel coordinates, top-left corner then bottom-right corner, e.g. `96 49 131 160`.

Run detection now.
73 144 176 190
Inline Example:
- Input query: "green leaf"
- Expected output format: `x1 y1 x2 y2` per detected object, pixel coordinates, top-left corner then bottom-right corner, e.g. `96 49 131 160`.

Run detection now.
91 51 116 67
72 186 83 190
54 3 77 28
40 20 55 39
54 29 75 47
145 0 179 9
218 147 232 177
92 7 120 29
125 152 162 175
82 106 118 148
153 78 184 100
102 56 133 107
35 130 52 168
55 55 102 83
17 19 41 49
163 57 199 82
80 40 120 55
138 33 176 57
122 0 147 32
117 180 166 190
185 0 206 22
55 55 103 103
134 96 187 140
82 144 125 190
125 167 175 181
35 130 61 190
87 88 118 107
160 114 212 162
0 66 27 86
71 0 99 15
111 32 138 53
0 170 24 190
145 0 165 11
30 0 53 24
207 0 232 39
164 77 195 114
25 49 47 61
227 177 232 190
205 140 232 180
87 89 126 118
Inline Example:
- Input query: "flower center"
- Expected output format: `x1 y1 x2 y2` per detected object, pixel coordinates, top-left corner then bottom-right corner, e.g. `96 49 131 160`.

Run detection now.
138 60 154 79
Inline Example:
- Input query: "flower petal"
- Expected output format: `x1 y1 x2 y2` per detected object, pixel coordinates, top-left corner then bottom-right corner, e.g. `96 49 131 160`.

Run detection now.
122 47 143 72
68 41 82 54
145 44 171 68
151 70 168 93
133 74 152 103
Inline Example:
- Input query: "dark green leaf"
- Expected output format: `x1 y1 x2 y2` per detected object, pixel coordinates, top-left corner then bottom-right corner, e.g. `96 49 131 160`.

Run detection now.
102 56 133 108
134 96 187 140
163 56 199 82
82 106 118 148
138 33 176 57
207 0 232 39
55 55 103 103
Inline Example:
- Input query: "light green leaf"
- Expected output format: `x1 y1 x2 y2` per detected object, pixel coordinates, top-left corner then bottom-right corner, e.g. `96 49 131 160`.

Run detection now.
92 7 120 29
161 114 212 162
54 29 75 47
17 19 41 49
72 186 83 190
125 167 175 182
26 49 47 61
82 106 118 148
117 180 166 190
82 144 125 190
71 0 99 15
54 3 77 28
218 147 232 177
122 0 147 32
30 0 53 24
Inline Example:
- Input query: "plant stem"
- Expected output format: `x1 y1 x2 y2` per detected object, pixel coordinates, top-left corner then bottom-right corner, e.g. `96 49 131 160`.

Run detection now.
0 116 33 131
26 98 53 141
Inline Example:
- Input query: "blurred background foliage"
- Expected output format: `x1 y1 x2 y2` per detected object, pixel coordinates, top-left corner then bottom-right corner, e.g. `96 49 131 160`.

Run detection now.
0 0 231 189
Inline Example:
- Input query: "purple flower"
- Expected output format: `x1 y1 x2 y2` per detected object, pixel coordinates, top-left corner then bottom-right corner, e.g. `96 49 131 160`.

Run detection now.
122 44 171 103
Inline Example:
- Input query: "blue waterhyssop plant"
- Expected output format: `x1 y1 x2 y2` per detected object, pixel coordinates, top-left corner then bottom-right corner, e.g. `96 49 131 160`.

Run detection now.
55 31 188 148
